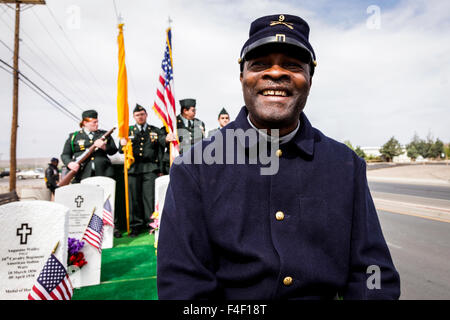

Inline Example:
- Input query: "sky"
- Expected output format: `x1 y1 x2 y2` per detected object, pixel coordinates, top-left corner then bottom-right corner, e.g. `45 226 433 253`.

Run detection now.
0 0 449 161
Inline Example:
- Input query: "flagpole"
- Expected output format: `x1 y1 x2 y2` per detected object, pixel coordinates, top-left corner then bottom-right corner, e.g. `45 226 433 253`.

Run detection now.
124 151 130 235
167 20 175 168
116 18 132 236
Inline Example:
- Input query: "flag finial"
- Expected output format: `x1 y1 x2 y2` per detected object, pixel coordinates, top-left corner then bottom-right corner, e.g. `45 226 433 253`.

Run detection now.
52 241 60 254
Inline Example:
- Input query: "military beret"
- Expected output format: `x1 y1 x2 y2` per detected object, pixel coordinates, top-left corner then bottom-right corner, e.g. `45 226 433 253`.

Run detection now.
239 14 316 72
50 157 59 163
179 99 196 109
81 109 98 119
133 103 147 113
218 108 229 118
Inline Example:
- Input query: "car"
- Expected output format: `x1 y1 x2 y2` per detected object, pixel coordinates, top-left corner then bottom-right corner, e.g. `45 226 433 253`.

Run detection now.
17 170 41 180
0 170 9 178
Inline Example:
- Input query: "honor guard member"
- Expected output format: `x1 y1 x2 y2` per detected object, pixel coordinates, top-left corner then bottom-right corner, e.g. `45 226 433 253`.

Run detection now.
176 99 205 153
120 104 167 237
157 14 400 299
45 157 60 200
61 109 118 183
207 108 230 138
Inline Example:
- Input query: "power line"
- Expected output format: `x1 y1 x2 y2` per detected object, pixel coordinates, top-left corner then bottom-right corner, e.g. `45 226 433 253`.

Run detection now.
45 5 112 103
0 7 93 107
0 57 79 122
29 7 110 106
0 37 84 111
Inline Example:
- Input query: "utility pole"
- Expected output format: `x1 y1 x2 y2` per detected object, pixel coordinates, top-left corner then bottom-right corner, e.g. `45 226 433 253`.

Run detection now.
0 0 46 192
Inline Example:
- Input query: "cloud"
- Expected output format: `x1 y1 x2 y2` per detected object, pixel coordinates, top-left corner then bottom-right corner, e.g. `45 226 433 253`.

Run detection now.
0 0 448 160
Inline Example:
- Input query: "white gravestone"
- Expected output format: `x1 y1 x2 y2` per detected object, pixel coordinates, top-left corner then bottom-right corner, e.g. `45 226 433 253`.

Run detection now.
0 201 69 300
55 184 104 288
154 175 170 247
81 177 116 249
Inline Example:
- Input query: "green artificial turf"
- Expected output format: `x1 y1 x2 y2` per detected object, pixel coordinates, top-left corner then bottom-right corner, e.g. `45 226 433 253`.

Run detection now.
72 232 158 300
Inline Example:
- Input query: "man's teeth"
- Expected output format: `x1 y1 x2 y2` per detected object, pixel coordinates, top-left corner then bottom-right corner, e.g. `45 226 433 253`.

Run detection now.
262 90 287 97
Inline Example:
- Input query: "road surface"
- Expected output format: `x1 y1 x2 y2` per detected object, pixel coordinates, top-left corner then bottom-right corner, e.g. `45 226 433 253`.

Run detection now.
371 181 450 299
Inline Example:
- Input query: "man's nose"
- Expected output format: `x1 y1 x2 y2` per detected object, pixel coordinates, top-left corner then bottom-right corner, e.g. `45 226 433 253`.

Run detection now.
263 64 290 80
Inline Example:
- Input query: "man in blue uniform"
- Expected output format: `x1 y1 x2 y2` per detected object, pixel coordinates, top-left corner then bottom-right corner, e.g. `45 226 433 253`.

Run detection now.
157 14 400 299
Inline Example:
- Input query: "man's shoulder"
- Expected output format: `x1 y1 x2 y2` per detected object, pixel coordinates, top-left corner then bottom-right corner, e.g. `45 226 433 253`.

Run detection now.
148 124 162 132
66 130 82 140
194 118 205 125
312 126 365 166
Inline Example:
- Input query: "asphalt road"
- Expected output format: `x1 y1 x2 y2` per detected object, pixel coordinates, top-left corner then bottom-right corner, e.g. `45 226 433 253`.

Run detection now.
370 181 450 299
378 210 450 299
368 181 450 201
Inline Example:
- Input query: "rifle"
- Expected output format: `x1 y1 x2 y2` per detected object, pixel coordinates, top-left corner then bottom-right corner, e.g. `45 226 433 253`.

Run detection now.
58 127 116 187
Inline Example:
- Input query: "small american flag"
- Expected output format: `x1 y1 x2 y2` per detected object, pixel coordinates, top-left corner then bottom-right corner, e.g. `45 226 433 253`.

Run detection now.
82 211 103 253
28 254 73 300
102 198 114 227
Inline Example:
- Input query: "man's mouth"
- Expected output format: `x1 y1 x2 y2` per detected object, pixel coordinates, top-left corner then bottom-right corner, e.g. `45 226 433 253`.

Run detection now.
259 87 290 97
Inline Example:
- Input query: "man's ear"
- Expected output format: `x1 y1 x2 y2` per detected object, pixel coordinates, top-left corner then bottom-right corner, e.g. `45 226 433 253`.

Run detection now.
240 72 243 83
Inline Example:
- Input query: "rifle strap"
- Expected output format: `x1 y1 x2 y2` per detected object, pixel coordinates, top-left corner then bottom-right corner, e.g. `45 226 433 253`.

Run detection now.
70 131 80 154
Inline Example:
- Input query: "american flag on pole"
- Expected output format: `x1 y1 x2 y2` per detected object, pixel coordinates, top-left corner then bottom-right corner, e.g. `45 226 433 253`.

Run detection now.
82 210 104 253
28 254 73 300
152 27 180 163
102 197 114 227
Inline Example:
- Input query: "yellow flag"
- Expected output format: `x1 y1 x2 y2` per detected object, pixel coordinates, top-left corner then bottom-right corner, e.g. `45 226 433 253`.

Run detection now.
117 23 134 168
123 139 134 170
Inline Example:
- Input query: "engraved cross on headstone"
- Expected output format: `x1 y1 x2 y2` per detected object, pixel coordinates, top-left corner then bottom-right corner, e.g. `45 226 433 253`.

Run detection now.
75 195 84 208
16 224 32 245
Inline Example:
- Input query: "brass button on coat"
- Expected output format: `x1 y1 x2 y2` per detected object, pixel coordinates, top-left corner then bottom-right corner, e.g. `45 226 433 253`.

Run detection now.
275 211 284 221
283 276 293 286
276 149 282 157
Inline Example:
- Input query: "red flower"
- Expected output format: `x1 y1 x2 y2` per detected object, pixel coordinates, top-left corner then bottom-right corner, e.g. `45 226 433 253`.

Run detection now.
69 252 87 268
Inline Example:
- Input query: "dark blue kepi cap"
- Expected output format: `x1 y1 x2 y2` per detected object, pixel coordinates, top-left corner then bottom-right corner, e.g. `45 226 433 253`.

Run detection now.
239 14 317 72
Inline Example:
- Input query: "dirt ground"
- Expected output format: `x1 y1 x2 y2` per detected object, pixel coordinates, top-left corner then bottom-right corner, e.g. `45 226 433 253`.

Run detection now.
367 163 450 184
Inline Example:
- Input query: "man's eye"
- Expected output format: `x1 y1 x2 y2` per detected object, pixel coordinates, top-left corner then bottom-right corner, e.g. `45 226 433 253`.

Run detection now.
249 61 268 69
284 63 303 70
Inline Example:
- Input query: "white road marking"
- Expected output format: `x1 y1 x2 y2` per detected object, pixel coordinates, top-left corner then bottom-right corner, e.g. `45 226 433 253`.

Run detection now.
386 241 402 249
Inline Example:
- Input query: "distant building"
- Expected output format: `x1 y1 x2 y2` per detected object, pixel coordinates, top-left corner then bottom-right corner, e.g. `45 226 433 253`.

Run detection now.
393 147 411 163
361 147 381 158
361 146 411 163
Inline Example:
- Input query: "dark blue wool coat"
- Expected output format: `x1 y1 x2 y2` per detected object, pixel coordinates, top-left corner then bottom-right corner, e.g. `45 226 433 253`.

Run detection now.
157 106 400 300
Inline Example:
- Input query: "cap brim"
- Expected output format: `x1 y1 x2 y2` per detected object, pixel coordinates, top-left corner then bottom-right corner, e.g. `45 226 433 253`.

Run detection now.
241 36 314 64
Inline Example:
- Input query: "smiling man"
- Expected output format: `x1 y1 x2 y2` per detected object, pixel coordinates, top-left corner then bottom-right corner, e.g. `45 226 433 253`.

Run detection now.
157 14 400 300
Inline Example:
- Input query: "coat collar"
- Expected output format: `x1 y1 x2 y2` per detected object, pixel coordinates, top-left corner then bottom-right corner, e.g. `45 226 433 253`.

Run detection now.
233 106 315 157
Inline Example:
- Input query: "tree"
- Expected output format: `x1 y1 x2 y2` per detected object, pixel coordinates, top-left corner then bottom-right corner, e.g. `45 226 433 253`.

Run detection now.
445 144 450 158
354 146 366 159
406 133 421 161
379 136 402 162
429 138 444 159
416 139 430 159
343 140 354 151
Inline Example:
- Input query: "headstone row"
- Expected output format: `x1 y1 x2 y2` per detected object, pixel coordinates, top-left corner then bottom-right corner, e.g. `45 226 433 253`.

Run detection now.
0 177 116 299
